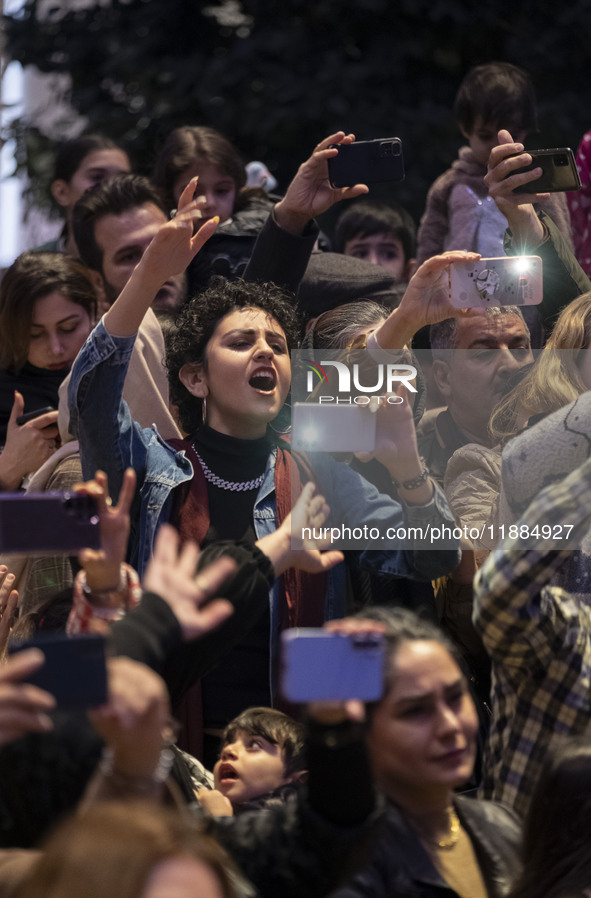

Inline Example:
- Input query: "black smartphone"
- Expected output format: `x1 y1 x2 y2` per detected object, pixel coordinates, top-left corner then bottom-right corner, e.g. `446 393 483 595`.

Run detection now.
16 406 56 426
512 147 581 194
0 492 100 554
327 138 405 188
281 628 385 702
9 633 107 710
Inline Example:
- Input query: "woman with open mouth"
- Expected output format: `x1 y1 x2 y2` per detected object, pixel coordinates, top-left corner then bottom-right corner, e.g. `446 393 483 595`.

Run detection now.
68 137 462 764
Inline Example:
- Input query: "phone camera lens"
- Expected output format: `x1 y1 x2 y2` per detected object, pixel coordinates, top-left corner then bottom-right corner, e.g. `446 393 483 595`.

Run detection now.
555 154 568 167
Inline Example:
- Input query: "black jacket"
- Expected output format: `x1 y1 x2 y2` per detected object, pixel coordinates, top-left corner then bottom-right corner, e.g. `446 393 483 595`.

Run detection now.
330 793 521 897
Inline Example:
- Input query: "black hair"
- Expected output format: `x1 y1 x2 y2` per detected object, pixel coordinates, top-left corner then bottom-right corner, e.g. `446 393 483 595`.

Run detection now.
0 251 97 371
53 133 127 184
356 606 460 699
153 125 246 215
72 173 167 274
220 707 306 779
333 200 416 261
454 62 537 135
507 738 591 898
166 276 300 435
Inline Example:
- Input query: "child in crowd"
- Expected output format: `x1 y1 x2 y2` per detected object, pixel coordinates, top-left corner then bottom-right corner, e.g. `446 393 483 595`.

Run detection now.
333 199 416 281
197 708 306 816
416 62 572 265
152 125 274 294
36 134 131 257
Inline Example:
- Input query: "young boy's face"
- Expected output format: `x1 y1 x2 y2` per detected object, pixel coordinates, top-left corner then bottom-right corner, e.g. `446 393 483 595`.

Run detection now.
213 730 292 805
343 232 410 280
461 117 527 168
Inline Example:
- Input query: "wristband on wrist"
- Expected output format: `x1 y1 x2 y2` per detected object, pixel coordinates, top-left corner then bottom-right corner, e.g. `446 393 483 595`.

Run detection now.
68 564 142 635
99 746 175 794
392 457 430 491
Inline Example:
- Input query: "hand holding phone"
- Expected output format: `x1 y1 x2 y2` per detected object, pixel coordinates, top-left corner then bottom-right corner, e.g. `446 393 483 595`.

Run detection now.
448 256 543 308
292 403 377 453
511 147 581 194
484 132 553 247
281 627 385 703
8 634 107 710
327 137 405 188
0 492 100 554
0 648 56 745
274 131 370 233
16 406 57 427
0 392 59 490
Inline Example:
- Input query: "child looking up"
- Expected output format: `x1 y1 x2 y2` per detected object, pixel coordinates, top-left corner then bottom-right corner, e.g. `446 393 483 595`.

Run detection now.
333 199 416 282
198 708 306 816
416 62 572 265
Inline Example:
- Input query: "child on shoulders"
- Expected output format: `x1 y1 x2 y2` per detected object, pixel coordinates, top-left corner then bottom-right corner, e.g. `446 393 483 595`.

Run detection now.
416 61 572 265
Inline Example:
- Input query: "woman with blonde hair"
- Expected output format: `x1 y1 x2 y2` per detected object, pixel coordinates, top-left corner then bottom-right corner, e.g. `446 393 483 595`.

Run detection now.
489 291 591 448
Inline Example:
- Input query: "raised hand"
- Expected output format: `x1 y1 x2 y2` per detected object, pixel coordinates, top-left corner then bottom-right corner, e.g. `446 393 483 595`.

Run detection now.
0 392 59 490
103 178 219 337
88 656 170 779
256 481 345 575
375 250 481 350
142 524 236 641
0 649 56 746
0 565 18 655
483 129 547 247
274 132 369 234
308 616 387 724
74 468 136 595
356 386 434 506
136 178 220 289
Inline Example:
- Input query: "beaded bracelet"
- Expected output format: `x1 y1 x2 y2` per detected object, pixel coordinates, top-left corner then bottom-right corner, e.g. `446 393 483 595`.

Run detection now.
392 457 430 491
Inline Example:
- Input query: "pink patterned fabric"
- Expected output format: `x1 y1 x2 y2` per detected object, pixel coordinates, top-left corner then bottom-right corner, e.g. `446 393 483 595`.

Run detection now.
568 130 591 277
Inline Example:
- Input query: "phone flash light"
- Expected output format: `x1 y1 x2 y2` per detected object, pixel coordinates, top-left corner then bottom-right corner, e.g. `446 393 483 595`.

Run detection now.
512 257 531 275
301 424 320 446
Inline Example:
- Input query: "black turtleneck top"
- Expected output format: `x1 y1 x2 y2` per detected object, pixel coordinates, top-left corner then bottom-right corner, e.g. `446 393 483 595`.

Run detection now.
190 425 275 731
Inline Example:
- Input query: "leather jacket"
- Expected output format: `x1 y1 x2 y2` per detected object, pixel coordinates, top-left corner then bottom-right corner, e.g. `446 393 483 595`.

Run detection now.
330 793 521 897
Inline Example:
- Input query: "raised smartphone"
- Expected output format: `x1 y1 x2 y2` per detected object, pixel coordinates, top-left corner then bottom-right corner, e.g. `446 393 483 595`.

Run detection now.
328 138 405 188
448 255 543 309
280 628 385 703
16 406 56 426
0 492 100 554
512 147 581 194
9 633 107 710
291 403 377 453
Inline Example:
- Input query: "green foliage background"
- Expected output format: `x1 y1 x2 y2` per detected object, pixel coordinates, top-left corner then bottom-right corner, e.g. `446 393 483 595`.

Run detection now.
4 0 591 226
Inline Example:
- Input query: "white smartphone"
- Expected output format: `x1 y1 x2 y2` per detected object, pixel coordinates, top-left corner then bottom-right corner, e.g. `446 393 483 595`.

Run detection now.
449 255 543 309
291 403 376 453
280 628 385 702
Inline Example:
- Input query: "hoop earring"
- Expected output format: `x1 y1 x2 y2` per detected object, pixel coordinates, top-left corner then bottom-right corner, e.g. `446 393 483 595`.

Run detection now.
201 397 207 425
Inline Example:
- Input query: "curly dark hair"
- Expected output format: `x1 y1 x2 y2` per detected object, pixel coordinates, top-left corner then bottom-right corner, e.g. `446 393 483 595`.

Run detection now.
166 277 300 434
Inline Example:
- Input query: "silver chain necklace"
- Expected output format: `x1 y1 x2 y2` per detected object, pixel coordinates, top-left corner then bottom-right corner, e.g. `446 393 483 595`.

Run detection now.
192 445 265 492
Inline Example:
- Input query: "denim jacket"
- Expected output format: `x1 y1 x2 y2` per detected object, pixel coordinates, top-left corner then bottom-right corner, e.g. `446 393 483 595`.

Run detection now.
69 321 460 686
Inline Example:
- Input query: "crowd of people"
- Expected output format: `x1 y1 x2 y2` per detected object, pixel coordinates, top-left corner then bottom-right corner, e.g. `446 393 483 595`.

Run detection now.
0 59 591 897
